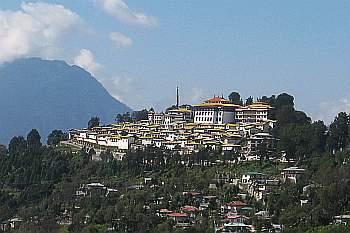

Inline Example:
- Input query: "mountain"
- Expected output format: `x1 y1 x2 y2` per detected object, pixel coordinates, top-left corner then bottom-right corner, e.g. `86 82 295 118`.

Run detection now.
0 58 131 145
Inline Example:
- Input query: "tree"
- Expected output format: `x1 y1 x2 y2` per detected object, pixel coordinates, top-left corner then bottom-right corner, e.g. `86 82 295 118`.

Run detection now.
258 95 269 103
278 124 312 159
257 140 269 163
47 129 66 146
88 116 100 129
258 95 276 106
0 145 7 157
27 129 42 150
309 121 327 153
245 96 253 106
275 105 299 126
8 136 27 155
274 93 294 108
228 92 243 105
100 150 114 163
273 100 311 138
116 112 132 123
326 112 349 153
132 109 149 122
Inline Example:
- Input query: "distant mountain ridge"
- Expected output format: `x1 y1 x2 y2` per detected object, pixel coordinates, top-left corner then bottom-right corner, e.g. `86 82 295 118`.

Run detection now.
0 58 131 144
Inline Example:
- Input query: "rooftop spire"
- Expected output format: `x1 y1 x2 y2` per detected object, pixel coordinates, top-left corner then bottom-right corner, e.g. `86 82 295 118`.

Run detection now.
176 86 179 108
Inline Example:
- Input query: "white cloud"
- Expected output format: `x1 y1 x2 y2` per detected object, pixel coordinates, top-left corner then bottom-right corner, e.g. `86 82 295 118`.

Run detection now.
315 97 350 125
73 49 102 75
190 87 204 103
0 2 81 63
110 76 133 102
94 74 133 104
97 0 158 27
109 32 133 47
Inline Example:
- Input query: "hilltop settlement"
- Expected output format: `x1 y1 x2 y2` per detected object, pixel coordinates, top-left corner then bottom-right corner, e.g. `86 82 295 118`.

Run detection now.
69 90 276 162
1 91 350 233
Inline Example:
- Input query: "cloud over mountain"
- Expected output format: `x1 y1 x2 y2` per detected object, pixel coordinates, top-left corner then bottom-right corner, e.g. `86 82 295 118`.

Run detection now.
0 2 81 63
74 49 103 75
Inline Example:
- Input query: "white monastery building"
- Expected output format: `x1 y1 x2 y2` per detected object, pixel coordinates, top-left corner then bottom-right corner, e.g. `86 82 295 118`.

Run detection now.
193 96 240 125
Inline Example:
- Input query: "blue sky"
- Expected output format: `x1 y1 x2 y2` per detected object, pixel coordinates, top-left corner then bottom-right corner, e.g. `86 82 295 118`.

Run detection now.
1 0 350 124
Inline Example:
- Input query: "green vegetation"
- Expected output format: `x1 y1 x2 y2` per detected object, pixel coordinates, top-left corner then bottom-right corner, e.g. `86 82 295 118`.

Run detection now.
1 92 350 233
88 117 100 129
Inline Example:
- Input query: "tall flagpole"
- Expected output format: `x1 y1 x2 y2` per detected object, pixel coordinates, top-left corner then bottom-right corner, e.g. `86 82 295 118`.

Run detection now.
176 86 179 108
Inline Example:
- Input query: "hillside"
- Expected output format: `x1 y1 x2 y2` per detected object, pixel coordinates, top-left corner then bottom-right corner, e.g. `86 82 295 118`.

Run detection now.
0 58 131 144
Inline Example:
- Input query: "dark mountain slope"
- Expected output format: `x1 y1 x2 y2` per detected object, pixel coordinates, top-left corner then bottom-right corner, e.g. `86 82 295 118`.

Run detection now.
0 58 131 144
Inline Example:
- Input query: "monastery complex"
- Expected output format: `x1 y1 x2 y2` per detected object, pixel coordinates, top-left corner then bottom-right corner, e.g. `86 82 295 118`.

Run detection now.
69 92 276 160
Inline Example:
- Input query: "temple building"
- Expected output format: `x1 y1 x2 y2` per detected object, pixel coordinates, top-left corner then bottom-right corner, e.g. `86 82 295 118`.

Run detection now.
164 108 193 125
235 102 273 124
193 96 240 125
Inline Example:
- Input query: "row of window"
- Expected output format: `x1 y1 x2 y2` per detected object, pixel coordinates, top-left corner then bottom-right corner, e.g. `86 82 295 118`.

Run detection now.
236 111 268 115
236 115 268 119
195 117 222 122
195 111 223 116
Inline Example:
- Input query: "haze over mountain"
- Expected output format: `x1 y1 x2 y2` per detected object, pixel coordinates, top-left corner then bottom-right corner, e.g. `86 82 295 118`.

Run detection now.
0 58 131 144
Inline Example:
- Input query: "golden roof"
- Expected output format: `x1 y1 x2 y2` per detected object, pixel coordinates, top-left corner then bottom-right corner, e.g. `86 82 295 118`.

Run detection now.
205 96 231 104
168 108 192 113
193 103 240 108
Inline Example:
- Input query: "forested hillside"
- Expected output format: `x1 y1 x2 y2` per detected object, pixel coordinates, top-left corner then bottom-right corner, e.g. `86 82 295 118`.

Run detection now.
1 93 350 233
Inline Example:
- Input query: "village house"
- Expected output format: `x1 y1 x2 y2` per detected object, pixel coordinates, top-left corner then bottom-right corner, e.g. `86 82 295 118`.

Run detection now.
221 201 248 214
0 217 22 231
157 209 173 219
281 166 306 183
241 172 265 186
180 205 200 218
226 215 250 225
166 212 191 227
333 215 350 225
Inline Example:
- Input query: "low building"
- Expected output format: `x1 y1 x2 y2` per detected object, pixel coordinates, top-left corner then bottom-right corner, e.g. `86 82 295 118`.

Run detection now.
333 215 350 225
216 222 252 233
281 167 306 183
221 201 248 214
148 111 165 125
241 172 265 185
181 206 200 218
157 209 173 219
226 215 250 225
1 217 22 231
166 212 191 227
